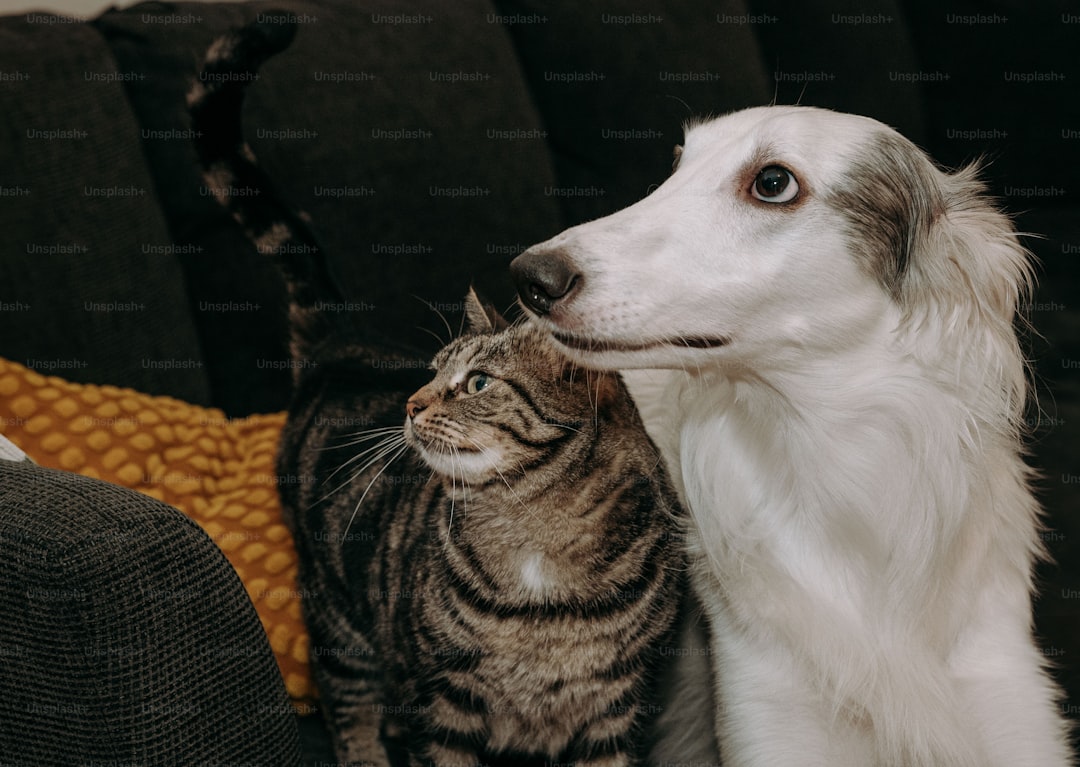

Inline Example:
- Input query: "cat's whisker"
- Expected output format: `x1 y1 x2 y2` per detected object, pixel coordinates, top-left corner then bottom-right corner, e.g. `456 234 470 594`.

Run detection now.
444 444 459 547
549 420 584 435
416 324 449 350
412 293 455 345
460 469 471 525
445 442 472 527
335 425 404 438
318 426 404 450
451 444 474 541
342 441 410 540
316 435 408 484
316 433 408 505
507 310 529 329
322 435 406 466
565 360 579 388
500 299 522 327
462 436 541 522
323 432 406 485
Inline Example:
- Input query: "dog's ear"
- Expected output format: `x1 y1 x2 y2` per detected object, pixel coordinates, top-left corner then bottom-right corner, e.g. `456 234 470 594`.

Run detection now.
833 132 1032 428
830 132 944 299
892 155 1034 429
834 132 1032 327
464 286 510 334
907 162 1034 327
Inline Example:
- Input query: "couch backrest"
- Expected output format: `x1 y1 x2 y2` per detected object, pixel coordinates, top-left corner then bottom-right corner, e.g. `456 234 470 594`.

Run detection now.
7 0 1074 416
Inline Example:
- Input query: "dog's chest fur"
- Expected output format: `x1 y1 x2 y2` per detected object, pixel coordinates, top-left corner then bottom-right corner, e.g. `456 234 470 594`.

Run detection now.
627 359 984 637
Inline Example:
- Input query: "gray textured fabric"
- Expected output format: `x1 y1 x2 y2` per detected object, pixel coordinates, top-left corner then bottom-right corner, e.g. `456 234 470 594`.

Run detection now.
494 0 774 223
0 459 301 765
745 0 927 143
0 13 211 405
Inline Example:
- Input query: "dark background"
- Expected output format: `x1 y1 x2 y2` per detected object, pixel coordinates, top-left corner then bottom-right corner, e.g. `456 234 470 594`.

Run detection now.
1 0 1077 758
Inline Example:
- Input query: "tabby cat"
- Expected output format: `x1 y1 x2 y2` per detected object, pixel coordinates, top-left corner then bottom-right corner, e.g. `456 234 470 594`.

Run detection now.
190 19 687 767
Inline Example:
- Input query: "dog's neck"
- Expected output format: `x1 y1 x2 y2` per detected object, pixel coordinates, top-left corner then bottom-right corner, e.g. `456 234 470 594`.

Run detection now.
633 322 1026 610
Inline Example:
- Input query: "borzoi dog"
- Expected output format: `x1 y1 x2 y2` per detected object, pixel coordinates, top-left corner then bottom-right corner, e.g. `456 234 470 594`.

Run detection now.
510 106 1073 766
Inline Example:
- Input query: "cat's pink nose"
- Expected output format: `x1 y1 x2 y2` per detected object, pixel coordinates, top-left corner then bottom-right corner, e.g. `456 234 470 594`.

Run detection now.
406 399 426 419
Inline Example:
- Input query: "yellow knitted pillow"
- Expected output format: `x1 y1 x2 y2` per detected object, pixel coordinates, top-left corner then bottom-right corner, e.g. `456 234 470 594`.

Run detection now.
0 357 315 706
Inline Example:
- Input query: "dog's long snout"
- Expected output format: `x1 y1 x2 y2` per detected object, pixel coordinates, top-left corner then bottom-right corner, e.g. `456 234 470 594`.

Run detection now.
510 247 580 316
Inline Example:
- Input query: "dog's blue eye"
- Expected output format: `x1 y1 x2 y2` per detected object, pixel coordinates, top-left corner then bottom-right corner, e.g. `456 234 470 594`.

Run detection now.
752 166 799 203
465 372 491 394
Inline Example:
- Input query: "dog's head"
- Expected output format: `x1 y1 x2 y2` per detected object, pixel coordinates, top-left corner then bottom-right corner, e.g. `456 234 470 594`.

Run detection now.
511 106 1032 386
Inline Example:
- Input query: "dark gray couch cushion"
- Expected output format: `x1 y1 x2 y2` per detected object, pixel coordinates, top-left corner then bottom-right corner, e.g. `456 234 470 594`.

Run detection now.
746 0 927 143
495 0 774 223
0 458 300 764
0 13 210 404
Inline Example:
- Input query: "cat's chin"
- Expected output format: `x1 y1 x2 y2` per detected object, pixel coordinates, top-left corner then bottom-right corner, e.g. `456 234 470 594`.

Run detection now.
412 441 505 485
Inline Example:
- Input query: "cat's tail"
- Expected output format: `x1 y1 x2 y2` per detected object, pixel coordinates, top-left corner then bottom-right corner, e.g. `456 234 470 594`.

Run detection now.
188 16 346 365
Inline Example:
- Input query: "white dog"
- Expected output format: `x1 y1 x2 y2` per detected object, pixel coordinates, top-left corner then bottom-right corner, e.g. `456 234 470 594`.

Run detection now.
510 106 1074 766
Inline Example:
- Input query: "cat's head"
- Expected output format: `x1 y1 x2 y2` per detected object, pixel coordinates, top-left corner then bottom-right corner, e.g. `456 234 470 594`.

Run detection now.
404 289 626 485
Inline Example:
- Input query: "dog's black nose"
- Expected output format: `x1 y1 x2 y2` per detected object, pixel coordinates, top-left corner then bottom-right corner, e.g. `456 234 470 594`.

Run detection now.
510 248 580 316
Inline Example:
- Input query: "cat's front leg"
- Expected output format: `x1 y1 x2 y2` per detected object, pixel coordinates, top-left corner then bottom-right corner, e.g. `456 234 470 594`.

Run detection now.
568 711 638 767
575 755 632 767
411 742 482 767
305 621 393 766
322 691 393 767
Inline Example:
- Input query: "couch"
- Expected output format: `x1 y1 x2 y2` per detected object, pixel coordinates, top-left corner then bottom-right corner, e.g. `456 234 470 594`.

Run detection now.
1 0 1077 763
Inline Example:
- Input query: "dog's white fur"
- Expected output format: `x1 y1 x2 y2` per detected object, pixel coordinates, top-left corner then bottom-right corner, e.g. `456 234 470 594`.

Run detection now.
515 106 1074 766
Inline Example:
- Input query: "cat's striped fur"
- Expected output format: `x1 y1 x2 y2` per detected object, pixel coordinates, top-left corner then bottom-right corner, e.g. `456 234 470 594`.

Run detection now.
190 19 687 767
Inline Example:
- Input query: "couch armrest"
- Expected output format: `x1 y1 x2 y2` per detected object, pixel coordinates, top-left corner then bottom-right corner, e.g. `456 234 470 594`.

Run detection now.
0 458 300 765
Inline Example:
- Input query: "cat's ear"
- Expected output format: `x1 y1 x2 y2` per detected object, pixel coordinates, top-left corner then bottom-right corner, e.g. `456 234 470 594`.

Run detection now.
464 286 510 334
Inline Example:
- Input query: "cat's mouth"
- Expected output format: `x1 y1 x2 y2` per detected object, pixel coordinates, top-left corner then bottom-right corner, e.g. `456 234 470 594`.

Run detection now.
552 332 728 353
407 427 481 457
409 430 504 483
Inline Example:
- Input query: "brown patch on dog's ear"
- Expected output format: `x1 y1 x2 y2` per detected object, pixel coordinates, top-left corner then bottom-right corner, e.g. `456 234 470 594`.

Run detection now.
829 131 944 299
464 286 510 334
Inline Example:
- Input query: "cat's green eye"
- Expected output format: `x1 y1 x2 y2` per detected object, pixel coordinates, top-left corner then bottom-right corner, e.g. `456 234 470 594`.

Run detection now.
465 372 491 395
